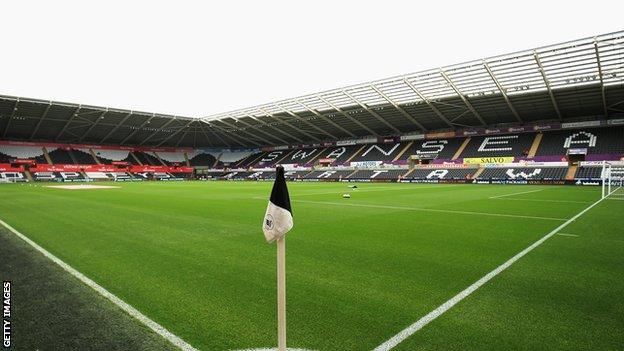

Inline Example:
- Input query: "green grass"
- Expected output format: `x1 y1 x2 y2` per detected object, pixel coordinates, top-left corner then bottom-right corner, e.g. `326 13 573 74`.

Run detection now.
0 181 622 350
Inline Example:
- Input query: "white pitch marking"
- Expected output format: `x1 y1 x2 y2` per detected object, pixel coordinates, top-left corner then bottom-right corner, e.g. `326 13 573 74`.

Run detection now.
0 219 198 351
557 233 579 237
290 185 455 198
607 197 624 201
291 199 567 222
232 348 316 351
372 193 606 351
490 198 591 204
489 188 545 199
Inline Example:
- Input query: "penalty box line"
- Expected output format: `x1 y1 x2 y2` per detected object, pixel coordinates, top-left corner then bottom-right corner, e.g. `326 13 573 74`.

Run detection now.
372 193 607 351
0 218 199 351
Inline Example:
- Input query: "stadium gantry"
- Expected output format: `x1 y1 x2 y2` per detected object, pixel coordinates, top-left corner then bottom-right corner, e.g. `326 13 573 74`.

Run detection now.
0 31 623 148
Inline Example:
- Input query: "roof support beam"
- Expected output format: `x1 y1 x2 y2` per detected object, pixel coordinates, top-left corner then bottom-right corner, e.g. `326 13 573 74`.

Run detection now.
341 90 401 134
315 94 379 136
197 121 218 147
121 114 155 145
593 38 608 117
483 61 523 123
439 70 487 126
533 51 563 120
402 79 454 128
258 108 321 142
78 110 108 142
100 112 133 144
274 104 338 139
156 120 197 147
138 117 178 146
30 102 52 140
294 100 356 137
369 85 427 131
245 113 304 143
228 116 290 144
2 99 20 138
208 120 264 146
54 106 82 141
213 118 277 146
203 121 249 147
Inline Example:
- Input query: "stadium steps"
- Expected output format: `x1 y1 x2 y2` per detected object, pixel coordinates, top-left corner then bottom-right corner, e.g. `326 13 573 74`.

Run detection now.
528 133 543 158
402 168 415 178
68 150 79 164
24 170 34 182
42 147 53 164
88 148 102 164
275 150 295 165
345 145 366 164
471 166 485 179
346 169 359 179
130 152 143 165
393 142 414 161
308 147 327 165
244 153 265 168
452 137 470 160
212 152 222 168
566 164 578 180
152 152 167 166
183 152 191 167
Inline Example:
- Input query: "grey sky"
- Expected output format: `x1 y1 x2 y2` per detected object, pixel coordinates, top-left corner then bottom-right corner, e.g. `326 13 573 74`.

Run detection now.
1 0 622 117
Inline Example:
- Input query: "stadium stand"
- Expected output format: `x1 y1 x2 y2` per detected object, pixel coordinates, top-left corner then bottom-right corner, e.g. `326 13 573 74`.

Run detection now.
459 134 535 158
303 170 354 179
134 151 160 166
72 149 97 164
574 166 603 179
477 167 568 180
400 138 466 161
0 172 27 182
189 152 218 167
93 150 131 164
350 143 405 162
535 127 624 156
279 147 325 165
406 168 476 180
313 146 361 165
348 169 406 180
48 149 75 164
231 152 264 168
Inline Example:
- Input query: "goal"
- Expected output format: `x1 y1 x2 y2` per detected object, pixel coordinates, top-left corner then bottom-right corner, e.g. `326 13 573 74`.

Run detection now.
602 161 624 199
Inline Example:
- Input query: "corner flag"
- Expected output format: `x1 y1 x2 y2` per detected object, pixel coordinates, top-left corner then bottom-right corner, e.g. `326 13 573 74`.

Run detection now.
263 166 293 243
262 166 293 351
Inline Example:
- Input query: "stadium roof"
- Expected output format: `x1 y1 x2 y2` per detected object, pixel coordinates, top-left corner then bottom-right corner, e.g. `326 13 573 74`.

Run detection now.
1 31 623 148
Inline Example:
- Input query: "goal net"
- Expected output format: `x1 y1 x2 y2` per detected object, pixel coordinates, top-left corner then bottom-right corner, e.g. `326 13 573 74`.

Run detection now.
602 162 624 198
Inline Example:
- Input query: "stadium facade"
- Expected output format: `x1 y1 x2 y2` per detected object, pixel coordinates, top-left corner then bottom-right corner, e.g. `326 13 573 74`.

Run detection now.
0 31 623 185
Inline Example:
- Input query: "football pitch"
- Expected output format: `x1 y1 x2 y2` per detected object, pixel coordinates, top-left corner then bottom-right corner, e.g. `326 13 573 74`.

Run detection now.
0 181 622 350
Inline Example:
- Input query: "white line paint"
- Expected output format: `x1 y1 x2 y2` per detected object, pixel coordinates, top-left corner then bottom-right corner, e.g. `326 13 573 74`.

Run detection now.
557 233 579 237
291 199 567 222
489 188 545 199
372 195 606 351
0 219 198 351
607 197 624 201
231 348 316 351
290 185 455 198
490 198 591 204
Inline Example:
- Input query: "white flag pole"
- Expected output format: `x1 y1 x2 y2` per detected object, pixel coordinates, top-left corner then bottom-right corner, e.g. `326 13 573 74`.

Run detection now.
277 236 287 351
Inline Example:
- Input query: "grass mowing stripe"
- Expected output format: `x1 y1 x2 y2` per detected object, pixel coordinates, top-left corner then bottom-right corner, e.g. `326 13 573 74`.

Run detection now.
289 199 568 221
488 189 545 199
0 218 199 351
372 194 607 351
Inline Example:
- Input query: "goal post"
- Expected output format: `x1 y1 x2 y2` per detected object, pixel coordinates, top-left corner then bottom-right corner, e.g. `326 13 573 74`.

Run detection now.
602 161 624 199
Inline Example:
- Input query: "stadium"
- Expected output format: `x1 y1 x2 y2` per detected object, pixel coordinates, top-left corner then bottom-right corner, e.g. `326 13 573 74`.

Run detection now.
0 8 623 351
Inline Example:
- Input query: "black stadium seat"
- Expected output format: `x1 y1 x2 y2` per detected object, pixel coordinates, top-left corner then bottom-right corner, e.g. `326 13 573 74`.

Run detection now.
459 134 534 158
536 127 624 156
